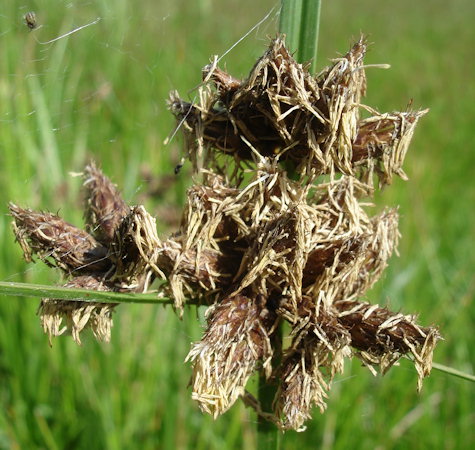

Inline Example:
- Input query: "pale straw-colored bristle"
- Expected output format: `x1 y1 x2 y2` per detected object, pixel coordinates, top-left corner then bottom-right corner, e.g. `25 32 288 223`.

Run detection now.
39 275 115 345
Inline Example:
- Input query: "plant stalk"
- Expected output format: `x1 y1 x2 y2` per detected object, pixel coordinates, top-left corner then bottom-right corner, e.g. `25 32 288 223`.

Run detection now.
432 362 475 383
0 281 173 305
279 0 303 56
255 1 324 444
0 283 472 385
298 0 321 74
280 0 321 73
257 323 283 449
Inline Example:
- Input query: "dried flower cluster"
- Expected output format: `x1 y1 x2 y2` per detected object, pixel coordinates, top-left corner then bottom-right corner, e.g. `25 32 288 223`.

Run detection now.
10 162 160 344
10 36 440 431
168 36 440 430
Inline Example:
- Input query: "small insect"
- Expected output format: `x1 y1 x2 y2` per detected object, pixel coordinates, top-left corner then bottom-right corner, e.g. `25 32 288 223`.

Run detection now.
24 12 38 30
174 159 185 175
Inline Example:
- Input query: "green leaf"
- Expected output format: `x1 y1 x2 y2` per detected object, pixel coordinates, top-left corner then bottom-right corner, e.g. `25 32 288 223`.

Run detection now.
0 281 173 305
279 0 303 56
280 0 322 72
298 0 322 73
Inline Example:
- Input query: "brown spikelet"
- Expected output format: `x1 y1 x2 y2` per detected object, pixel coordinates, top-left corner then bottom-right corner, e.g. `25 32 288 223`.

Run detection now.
9 203 110 275
352 110 429 185
83 161 130 243
186 295 277 418
275 347 329 431
275 299 352 430
156 238 240 310
110 205 164 292
336 300 441 389
317 36 368 175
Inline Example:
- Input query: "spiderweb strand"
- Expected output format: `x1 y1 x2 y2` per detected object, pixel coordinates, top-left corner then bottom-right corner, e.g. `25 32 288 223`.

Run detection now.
36 17 101 45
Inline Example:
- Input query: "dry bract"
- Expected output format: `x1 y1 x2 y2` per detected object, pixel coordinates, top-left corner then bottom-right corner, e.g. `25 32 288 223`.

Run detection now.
10 36 440 431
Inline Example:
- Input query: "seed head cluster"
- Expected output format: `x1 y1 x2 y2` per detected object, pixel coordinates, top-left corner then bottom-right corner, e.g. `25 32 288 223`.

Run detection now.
10 162 160 344
10 36 440 431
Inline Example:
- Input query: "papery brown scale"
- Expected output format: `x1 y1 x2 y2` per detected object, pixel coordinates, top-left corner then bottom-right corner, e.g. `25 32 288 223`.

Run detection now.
352 117 399 162
9 203 110 274
280 295 351 352
157 240 241 293
83 162 130 243
302 239 361 288
204 65 242 96
336 300 432 354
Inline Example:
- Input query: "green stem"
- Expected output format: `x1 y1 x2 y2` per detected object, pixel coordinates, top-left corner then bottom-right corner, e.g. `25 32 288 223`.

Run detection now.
256 2 322 444
0 281 173 305
256 322 283 449
280 0 322 73
257 372 281 450
298 0 321 74
432 362 475 383
279 0 303 56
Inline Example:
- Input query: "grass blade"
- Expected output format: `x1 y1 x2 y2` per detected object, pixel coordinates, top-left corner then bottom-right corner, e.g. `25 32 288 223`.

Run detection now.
432 362 475 383
298 0 322 73
280 0 321 72
279 0 303 55
0 281 172 305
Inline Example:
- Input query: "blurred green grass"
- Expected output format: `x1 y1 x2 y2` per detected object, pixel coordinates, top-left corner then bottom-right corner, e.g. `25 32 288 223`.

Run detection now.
0 0 473 448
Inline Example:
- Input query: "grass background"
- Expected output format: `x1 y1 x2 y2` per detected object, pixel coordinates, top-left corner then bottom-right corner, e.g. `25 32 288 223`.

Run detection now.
0 0 473 448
